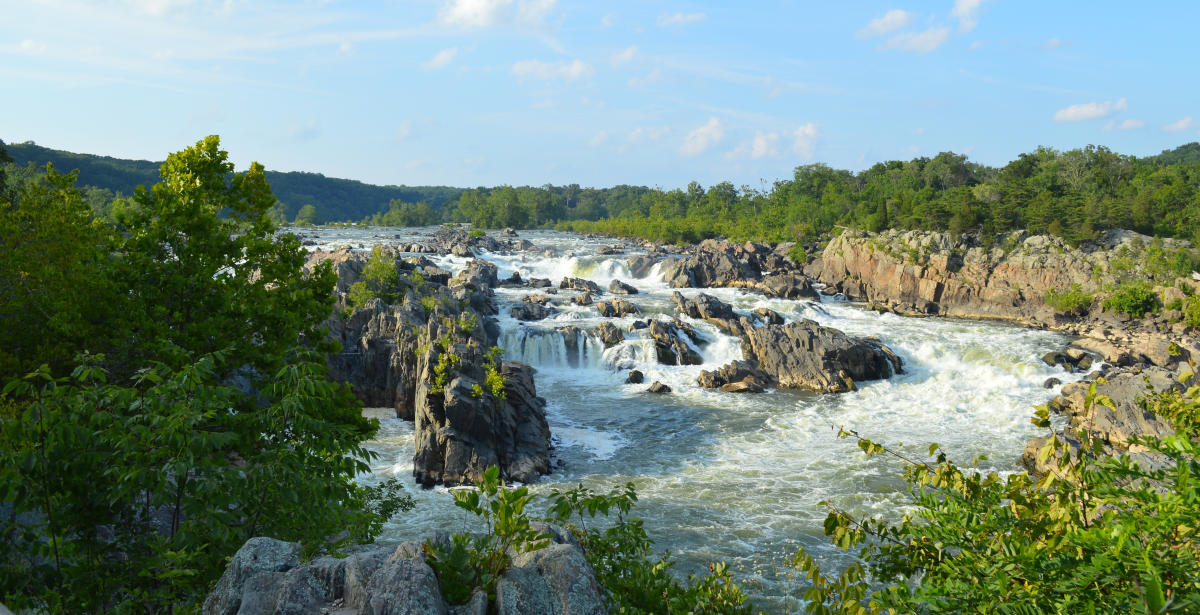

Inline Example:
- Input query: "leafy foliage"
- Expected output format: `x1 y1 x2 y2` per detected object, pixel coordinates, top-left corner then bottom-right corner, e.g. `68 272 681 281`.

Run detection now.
1104 281 1162 318
0 137 397 613
795 383 1200 614
1043 283 1094 315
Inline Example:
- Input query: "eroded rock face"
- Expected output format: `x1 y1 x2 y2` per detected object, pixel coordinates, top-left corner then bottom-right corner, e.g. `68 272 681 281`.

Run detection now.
596 298 639 318
741 320 902 393
594 321 625 347
560 277 602 294
671 291 748 336
608 279 639 295
205 528 602 615
647 319 704 366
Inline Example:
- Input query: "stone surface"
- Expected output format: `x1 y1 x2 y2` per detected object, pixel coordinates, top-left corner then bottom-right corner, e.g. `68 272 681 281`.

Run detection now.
608 279 639 295
594 321 625 347
202 537 303 615
647 319 704 366
625 370 644 384
595 298 640 318
560 277 602 293
741 320 901 393
647 381 672 394
495 544 606 615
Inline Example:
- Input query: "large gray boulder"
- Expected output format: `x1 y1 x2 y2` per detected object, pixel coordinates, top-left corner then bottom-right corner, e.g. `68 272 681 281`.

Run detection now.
360 556 448 615
595 298 639 318
202 537 303 615
496 545 607 615
670 291 747 336
647 319 704 366
741 320 902 393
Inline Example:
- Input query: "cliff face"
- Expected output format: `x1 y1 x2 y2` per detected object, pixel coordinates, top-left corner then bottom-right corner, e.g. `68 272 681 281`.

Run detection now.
807 228 1193 330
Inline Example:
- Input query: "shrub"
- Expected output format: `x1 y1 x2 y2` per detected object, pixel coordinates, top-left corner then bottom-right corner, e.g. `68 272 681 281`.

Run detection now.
1043 284 1094 315
1103 281 1161 318
1185 295 1200 328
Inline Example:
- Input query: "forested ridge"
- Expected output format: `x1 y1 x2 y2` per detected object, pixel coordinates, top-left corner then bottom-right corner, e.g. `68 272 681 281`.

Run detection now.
7 139 1200 249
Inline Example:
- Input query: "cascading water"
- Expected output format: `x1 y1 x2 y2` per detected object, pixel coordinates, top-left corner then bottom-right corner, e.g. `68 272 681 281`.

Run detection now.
306 228 1083 612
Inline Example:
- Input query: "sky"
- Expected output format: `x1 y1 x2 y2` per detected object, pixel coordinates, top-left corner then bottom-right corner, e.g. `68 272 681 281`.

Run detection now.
3 0 1199 190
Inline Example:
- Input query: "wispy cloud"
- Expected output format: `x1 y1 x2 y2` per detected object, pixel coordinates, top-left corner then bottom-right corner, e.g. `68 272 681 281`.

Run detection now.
588 130 608 147
657 12 705 27
882 27 950 54
1104 118 1144 131
792 123 818 160
856 9 912 39
627 68 661 87
680 117 723 156
1053 98 1127 122
610 44 637 67
950 0 985 33
1163 116 1194 133
1040 37 1063 50
511 58 593 80
395 119 413 141
423 47 458 70
440 0 558 28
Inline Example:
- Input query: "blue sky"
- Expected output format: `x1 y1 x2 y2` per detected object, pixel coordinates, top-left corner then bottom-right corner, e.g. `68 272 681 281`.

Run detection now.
3 1 1199 189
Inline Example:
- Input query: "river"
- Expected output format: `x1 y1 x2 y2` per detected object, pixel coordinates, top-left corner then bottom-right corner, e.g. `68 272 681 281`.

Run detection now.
304 227 1080 611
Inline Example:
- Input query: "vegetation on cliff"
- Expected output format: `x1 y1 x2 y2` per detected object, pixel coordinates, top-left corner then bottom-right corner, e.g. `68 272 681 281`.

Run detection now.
0 137 404 612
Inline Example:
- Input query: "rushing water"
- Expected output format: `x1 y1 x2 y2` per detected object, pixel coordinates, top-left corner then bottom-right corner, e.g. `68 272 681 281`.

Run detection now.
303 227 1082 611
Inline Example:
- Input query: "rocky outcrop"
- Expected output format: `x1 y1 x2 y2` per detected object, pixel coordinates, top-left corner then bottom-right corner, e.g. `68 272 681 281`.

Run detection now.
595 298 639 318
310 248 551 487
655 239 802 292
560 277 602 294
204 531 605 615
647 382 672 394
593 321 624 347
740 320 902 393
608 279 638 295
511 303 552 321
647 319 704 366
697 360 769 392
671 291 749 336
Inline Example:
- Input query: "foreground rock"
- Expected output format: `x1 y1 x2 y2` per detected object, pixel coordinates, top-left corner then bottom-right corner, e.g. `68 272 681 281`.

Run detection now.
647 319 704 366
309 249 550 487
737 320 902 393
203 532 605 615
1022 366 1183 478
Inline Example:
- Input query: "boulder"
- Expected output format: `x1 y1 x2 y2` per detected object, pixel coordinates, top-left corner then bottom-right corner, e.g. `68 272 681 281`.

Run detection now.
511 303 551 322
527 277 552 288
751 307 783 326
495 544 606 615
720 380 765 394
625 370 644 384
596 298 640 318
594 321 625 347
627 256 659 278
572 292 594 307
647 319 704 366
202 537 302 615
360 556 448 615
697 360 769 390
671 291 745 336
647 381 672 394
609 279 639 295
741 320 902 393
751 274 820 300
560 277 602 293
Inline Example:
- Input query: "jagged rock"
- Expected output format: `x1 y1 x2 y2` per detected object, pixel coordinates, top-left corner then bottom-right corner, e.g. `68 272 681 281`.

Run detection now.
523 294 552 305
1044 368 1180 452
751 307 783 326
502 272 523 286
511 303 551 321
513 239 535 251
625 370 644 384
451 243 474 257
630 320 648 330
594 321 624 347
560 277 602 293
608 279 639 295
596 298 639 318
659 251 760 289
596 245 622 255
697 360 769 389
647 381 672 394
413 357 550 487
502 228 518 237
671 291 745 336
1043 377 1062 389
741 320 902 393
627 255 659 278
720 380 764 394
361 556 448 615
203 537 303 615
494 544 606 615
648 319 703 366
572 292 594 306
527 277 552 288
746 274 819 300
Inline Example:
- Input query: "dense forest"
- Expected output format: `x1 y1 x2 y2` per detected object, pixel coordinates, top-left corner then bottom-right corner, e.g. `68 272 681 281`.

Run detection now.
7 139 1200 250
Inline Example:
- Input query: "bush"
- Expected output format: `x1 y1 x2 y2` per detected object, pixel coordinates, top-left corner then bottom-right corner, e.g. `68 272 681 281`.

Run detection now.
1185 295 1200 328
1043 284 1094 315
1103 281 1161 318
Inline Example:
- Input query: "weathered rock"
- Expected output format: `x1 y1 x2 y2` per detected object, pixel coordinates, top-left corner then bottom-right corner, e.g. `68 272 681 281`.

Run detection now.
647 319 703 366
560 277 602 293
523 294 552 305
659 252 760 289
627 255 659 278
609 279 639 295
697 360 769 390
594 321 624 347
202 537 303 615
572 292 594 306
511 303 551 321
741 320 902 393
527 277 552 288
596 298 640 318
360 556 448 615
720 380 765 394
671 291 745 336
1046 368 1180 451
495 544 606 615
625 370 644 384
1043 377 1062 389
751 307 784 326
647 381 672 394
745 273 819 300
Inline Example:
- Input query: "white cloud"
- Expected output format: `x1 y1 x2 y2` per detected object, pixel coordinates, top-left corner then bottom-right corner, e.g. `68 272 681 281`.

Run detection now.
882 27 950 54
600 13 615 27
950 0 984 33
1040 37 1063 49
969 40 983 50
627 126 670 143
627 68 661 87
589 130 608 147
286 118 321 140
611 45 637 67
440 0 557 28
511 58 593 80
751 131 779 159
18 39 47 54
423 47 458 70
680 117 723 156
1104 118 1145 131
396 120 413 141
792 123 818 160
856 9 912 39
130 0 195 17
338 40 353 55
1053 98 1128 122
911 127 927 135
657 12 705 27
1163 116 1194 133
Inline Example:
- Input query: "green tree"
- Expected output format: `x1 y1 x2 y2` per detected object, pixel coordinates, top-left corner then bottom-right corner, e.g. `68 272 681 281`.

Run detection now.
0 137 388 612
293 202 319 225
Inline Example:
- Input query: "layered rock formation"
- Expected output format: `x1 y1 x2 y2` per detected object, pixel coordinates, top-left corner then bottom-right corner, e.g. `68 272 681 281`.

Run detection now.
203 530 605 615
309 249 550 487
739 320 902 393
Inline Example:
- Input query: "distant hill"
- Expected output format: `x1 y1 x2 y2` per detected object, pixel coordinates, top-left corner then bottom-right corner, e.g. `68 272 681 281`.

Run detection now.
4 141 464 222
1146 141 1200 166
